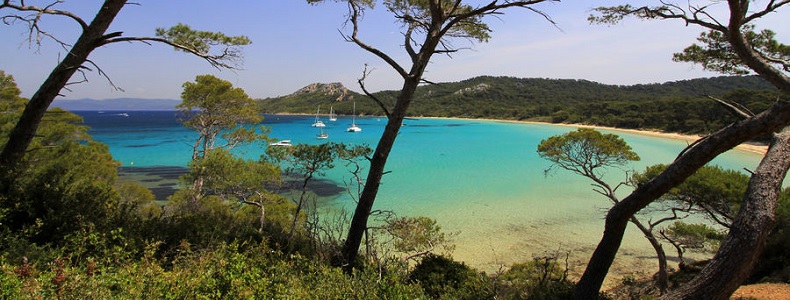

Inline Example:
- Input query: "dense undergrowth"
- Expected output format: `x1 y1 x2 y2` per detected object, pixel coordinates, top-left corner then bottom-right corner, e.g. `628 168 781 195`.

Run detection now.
0 234 579 299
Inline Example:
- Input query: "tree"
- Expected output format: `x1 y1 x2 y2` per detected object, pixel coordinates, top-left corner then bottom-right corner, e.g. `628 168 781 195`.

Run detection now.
116 181 162 224
380 216 453 262
576 1 790 298
177 74 265 203
633 164 751 269
186 149 286 233
0 1 251 177
0 71 121 245
266 142 372 240
634 164 749 229
309 0 558 272
537 128 672 294
751 187 790 282
659 222 725 269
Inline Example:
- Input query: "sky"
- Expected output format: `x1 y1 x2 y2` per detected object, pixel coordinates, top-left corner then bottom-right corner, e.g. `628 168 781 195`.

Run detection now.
1 0 787 101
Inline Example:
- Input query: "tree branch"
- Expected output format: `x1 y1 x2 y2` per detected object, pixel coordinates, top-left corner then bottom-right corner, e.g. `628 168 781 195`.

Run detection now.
1 0 89 30
343 1 408 79
743 0 790 24
357 64 391 118
102 36 243 70
707 95 755 120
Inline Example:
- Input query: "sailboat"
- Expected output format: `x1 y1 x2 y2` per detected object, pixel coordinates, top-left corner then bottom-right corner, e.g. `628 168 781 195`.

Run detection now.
329 106 337 122
312 105 326 127
316 126 328 139
346 101 362 132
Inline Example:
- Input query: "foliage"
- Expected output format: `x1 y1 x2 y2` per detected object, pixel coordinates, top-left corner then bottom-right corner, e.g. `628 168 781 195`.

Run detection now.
0 241 428 299
160 192 261 250
409 254 495 299
382 0 492 43
537 128 640 179
116 182 162 223
259 75 779 135
0 1 253 174
0 71 24 128
178 74 266 160
661 222 726 259
380 216 454 261
156 22 251 57
633 164 750 228
674 25 790 76
0 73 122 246
265 142 371 254
189 149 289 232
175 74 273 239
497 254 576 300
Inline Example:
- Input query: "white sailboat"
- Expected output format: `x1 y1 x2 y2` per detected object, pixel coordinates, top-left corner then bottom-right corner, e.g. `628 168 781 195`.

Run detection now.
312 105 326 127
346 101 362 132
269 140 292 147
329 106 337 122
316 126 328 139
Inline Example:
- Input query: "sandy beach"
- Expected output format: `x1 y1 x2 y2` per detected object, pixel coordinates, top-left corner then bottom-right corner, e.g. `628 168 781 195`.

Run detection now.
470 118 769 155
275 113 770 155
544 122 769 155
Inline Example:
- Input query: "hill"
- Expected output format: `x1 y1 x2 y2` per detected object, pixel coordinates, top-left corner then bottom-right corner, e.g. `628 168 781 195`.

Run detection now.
257 75 781 134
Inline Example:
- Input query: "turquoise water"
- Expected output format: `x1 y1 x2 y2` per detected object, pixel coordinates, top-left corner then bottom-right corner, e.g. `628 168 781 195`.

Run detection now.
79 111 770 280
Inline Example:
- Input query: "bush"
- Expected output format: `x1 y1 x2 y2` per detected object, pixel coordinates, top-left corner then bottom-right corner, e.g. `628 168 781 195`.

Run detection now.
0 241 427 299
409 254 494 299
497 254 576 300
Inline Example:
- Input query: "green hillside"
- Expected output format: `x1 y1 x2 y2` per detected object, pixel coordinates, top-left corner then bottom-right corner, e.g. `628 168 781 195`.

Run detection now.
258 75 781 134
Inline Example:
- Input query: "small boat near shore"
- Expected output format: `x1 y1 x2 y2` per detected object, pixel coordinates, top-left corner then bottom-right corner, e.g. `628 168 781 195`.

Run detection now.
347 101 362 132
317 127 328 139
312 106 326 127
329 106 337 122
269 140 293 147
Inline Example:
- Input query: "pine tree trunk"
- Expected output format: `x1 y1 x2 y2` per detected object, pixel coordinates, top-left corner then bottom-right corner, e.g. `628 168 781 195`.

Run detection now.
665 128 790 300
340 79 418 271
574 102 790 299
630 217 668 294
0 0 127 173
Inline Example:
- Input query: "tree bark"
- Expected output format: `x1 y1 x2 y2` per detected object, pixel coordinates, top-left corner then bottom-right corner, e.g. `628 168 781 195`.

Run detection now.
340 78 419 271
574 100 790 299
575 1 790 294
664 128 790 300
629 216 668 294
0 0 127 173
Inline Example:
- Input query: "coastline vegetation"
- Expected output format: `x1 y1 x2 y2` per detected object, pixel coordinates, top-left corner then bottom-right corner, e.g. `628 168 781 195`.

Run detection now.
3 68 790 298
259 75 781 136
2 0 789 298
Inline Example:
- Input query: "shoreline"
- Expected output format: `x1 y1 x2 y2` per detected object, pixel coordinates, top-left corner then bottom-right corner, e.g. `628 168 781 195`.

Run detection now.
412 116 769 155
266 113 769 154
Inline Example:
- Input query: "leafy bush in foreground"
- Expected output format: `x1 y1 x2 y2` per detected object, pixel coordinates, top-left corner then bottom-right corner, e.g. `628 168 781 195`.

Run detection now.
0 242 427 299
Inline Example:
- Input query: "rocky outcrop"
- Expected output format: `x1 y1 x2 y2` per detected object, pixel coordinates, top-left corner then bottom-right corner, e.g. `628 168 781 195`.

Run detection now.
454 83 490 95
290 82 352 101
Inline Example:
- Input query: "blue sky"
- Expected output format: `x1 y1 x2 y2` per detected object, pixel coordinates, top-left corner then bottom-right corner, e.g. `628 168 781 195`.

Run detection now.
1 0 786 100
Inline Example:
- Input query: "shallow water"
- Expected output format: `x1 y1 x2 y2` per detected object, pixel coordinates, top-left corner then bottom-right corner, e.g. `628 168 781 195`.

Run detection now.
79 111 770 284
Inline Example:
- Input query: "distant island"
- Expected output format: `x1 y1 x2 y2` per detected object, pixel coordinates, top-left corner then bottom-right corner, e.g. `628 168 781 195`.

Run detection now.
52 98 180 111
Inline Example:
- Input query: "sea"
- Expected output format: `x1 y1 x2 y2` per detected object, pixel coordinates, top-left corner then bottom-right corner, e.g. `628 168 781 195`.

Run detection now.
77 110 770 283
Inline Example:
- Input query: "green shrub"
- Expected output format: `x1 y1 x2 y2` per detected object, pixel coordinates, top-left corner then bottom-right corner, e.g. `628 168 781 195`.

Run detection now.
497 254 575 300
409 254 494 299
1 241 428 299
